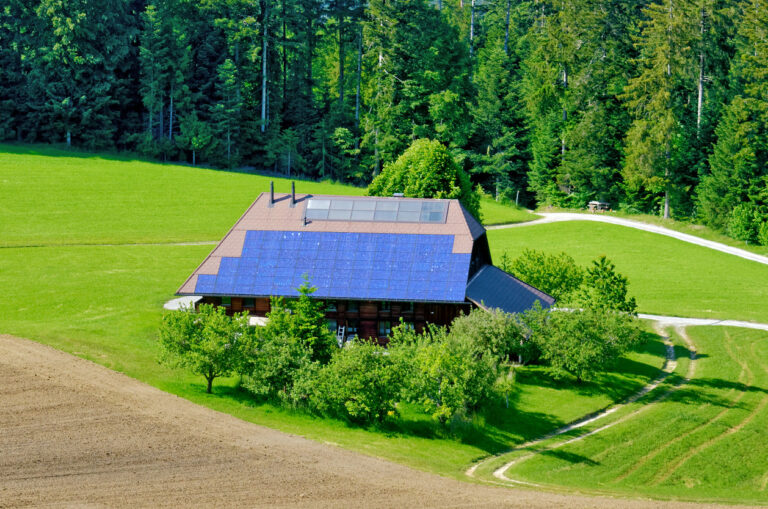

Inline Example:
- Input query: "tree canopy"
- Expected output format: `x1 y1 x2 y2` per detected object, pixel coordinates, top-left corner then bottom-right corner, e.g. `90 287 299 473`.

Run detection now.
367 138 481 219
2 0 766 242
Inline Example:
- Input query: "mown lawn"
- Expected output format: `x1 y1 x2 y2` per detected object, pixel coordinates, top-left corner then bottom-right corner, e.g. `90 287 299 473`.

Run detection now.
487 326 768 505
0 144 532 248
479 197 539 225
489 221 768 323
0 144 663 478
538 207 768 257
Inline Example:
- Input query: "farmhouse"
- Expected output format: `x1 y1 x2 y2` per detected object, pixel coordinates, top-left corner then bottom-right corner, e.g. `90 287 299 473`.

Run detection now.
177 185 554 341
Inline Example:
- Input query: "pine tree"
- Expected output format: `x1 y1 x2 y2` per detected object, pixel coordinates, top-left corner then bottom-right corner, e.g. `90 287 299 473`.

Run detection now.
210 58 243 166
363 0 471 172
698 0 768 228
26 0 136 148
622 0 697 218
470 40 529 199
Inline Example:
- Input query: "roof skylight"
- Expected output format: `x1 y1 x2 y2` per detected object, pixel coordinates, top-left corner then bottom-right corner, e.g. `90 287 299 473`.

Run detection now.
305 198 448 224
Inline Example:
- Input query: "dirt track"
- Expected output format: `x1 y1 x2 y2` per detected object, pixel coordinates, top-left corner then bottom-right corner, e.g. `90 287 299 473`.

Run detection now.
0 335 748 508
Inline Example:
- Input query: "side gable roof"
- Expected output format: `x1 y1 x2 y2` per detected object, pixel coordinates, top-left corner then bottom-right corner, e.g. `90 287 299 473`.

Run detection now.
465 265 555 314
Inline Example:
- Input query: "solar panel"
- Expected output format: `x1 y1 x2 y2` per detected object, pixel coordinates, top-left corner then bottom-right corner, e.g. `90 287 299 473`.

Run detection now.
304 198 448 224
194 230 470 302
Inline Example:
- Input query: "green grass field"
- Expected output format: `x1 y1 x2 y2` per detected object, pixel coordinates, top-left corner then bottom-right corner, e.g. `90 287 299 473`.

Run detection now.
1 144 765 501
0 144 659 476
477 327 768 505
0 242 666 477
538 207 768 257
489 222 768 323
0 144 535 248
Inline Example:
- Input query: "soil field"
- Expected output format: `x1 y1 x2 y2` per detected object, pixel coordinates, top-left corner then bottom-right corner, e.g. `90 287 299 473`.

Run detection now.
0 335 752 509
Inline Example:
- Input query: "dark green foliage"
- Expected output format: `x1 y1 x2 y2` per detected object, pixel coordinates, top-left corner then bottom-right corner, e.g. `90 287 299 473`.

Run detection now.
727 203 761 243
158 304 253 393
367 138 481 219
697 0 768 230
363 0 471 171
534 308 642 382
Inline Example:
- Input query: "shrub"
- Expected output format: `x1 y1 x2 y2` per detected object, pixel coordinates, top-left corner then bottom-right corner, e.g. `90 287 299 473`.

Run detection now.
289 276 336 364
578 256 638 313
242 332 312 400
728 203 760 243
407 330 497 423
534 308 642 383
448 307 524 363
758 221 768 247
308 341 404 424
506 249 584 303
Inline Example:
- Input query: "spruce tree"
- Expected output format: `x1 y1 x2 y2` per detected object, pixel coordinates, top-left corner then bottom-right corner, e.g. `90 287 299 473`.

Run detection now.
623 0 697 218
698 0 768 228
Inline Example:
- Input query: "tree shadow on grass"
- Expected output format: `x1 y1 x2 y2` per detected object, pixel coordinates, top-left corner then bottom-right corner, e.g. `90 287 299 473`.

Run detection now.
662 377 767 409
537 448 600 466
381 405 567 455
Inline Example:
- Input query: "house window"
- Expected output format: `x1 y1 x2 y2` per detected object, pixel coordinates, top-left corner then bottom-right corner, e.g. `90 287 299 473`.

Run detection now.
405 301 415 312
380 301 391 312
378 320 391 336
243 298 255 308
346 320 359 340
347 300 359 313
221 297 231 307
327 319 338 333
326 300 337 312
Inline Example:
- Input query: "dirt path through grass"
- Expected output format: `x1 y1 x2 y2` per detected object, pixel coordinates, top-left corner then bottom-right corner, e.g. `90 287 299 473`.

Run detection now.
466 325 678 479
2 334 727 509
467 325 698 489
488 213 768 266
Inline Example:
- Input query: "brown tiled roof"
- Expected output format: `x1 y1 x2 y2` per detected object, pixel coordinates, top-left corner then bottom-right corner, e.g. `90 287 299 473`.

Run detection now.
176 193 486 297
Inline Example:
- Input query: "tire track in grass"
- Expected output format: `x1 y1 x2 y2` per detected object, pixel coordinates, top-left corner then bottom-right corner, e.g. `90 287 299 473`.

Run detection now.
613 330 745 484
472 325 697 487
465 324 676 479
651 330 767 486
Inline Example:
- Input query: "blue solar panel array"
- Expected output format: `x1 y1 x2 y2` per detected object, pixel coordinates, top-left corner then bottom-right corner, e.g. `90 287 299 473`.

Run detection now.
195 230 470 302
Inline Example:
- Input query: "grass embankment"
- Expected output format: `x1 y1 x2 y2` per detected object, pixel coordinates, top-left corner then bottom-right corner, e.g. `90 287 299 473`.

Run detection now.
480 327 768 505
479 198 539 225
0 144 533 249
0 145 658 478
537 207 768 257
489 222 768 324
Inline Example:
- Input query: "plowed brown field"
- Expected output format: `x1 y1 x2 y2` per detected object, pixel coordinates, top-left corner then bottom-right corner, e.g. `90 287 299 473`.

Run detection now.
0 335 747 508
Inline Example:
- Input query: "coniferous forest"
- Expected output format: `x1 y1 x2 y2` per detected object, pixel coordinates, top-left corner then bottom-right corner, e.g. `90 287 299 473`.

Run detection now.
2 0 768 240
